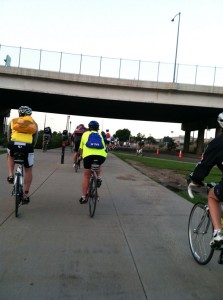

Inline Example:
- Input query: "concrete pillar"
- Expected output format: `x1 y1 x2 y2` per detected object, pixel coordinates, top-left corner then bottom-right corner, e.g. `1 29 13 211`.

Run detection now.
196 129 205 155
183 130 190 153
0 116 4 136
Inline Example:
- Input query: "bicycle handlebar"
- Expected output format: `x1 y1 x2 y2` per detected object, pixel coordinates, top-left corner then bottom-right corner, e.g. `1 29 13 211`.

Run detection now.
187 182 216 199
187 182 199 199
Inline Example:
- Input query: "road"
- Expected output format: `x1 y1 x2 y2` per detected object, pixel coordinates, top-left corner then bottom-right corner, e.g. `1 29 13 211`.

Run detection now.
0 148 222 300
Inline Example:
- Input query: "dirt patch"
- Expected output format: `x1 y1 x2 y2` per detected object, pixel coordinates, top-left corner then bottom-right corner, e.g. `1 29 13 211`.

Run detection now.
125 159 188 193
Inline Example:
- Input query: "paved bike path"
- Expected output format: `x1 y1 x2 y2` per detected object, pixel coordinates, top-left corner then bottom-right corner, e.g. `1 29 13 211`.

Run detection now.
0 149 223 300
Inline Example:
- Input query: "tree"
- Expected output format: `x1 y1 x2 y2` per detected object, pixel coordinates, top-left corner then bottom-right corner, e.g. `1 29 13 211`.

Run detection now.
147 136 157 144
136 133 146 142
115 129 130 142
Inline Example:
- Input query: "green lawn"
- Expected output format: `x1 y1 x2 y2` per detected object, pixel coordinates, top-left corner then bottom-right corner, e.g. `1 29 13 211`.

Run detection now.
113 151 222 204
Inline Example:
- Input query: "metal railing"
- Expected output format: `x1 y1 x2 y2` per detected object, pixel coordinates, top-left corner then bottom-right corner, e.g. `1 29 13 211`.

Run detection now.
1 44 223 87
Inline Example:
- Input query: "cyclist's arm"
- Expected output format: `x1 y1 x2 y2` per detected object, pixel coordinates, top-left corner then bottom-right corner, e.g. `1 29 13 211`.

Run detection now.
189 142 218 184
7 121 12 141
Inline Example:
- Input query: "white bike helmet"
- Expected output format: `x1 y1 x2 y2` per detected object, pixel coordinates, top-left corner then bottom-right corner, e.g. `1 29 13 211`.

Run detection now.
217 112 223 128
18 106 32 117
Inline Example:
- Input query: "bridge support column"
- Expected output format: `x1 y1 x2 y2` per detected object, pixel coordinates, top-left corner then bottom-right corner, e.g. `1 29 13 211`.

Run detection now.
183 130 190 153
196 129 205 155
0 116 4 135
0 108 10 137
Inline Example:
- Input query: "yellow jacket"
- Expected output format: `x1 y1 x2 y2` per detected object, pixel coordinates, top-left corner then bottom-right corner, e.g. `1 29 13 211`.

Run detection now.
10 116 38 144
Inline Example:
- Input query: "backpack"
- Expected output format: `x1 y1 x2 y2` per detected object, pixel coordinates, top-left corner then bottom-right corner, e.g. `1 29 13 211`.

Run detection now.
86 132 104 149
62 129 68 136
12 116 37 134
106 132 111 139
75 125 85 134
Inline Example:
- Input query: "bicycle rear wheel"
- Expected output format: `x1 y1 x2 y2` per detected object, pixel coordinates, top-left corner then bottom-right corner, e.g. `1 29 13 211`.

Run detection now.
188 202 214 265
88 176 98 218
15 174 22 217
75 159 79 172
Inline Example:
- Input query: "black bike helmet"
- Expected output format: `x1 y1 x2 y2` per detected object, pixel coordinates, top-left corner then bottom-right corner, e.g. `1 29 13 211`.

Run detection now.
18 106 32 117
88 120 99 130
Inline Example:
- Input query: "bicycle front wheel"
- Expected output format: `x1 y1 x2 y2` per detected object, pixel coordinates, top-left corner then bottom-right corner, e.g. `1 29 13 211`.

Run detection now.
188 202 214 265
88 176 98 218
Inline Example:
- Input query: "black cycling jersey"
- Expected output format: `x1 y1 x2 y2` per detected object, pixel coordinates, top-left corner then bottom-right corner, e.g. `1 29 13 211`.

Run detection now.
190 133 223 184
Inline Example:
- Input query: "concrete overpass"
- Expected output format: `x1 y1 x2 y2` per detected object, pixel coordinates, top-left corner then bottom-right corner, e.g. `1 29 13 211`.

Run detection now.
1 65 223 154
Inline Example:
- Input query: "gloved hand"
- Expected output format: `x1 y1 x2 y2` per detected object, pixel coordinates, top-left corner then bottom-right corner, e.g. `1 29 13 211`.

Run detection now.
187 177 204 187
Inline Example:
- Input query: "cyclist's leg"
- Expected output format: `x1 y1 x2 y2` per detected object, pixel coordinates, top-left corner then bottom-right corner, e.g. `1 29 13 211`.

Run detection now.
79 156 91 203
6 142 15 182
208 187 222 230
73 142 80 166
23 145 34 203
94 156 106 188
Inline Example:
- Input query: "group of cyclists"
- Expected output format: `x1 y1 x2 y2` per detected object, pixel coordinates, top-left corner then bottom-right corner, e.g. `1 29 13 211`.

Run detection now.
5 105 223 249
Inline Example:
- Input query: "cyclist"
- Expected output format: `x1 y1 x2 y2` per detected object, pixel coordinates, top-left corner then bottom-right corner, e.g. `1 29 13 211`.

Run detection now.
62 129 69 145
42 126 52 150
136 139 145 155
6 106 38 204
188 112 223 248
101 130 110 152
72 124 86 168
79 120 107 204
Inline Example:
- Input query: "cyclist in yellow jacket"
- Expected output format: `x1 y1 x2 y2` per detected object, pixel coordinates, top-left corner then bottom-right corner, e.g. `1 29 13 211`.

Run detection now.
79 120 107 204
7 106 38 204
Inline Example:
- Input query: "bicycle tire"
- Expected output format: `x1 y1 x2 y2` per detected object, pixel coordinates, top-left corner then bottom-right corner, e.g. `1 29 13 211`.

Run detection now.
188 202 214 265
88 175 98 218
15 174 21 217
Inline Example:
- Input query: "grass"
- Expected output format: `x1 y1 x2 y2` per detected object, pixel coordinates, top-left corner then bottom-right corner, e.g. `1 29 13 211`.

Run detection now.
0 149 7 155
112 151 222 204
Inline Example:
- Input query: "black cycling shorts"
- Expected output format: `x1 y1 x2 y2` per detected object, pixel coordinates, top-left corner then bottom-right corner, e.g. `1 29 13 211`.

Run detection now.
83 155 106 169
214 181 223 202
7 141 34 168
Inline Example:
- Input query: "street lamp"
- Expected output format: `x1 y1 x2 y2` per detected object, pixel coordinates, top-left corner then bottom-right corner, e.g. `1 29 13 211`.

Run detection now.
171 12 181 83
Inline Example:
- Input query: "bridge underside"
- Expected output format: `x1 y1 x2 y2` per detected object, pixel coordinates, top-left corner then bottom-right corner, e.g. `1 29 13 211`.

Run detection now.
0 88 220 130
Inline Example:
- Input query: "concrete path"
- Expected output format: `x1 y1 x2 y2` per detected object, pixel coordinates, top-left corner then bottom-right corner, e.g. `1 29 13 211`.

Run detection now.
0 148 223 300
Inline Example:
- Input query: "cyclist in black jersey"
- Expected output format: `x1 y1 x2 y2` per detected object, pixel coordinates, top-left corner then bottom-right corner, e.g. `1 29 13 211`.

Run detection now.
188 112 223 248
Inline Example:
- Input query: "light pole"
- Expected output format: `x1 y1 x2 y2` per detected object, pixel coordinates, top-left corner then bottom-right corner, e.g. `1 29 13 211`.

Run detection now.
171 12 181 83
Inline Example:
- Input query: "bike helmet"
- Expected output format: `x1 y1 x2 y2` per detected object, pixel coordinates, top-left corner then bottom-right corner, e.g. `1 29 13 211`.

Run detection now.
18 106 32 117
88 120 99 130
217 112 223 128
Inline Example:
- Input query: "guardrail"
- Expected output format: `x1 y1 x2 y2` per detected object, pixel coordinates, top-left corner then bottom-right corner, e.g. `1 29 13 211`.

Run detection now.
1 44 223 87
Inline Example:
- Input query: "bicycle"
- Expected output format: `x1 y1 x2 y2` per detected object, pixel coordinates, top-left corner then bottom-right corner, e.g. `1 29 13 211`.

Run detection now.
12 152 25 217
188 182 223 265
85 160 100 218
136 148 143 157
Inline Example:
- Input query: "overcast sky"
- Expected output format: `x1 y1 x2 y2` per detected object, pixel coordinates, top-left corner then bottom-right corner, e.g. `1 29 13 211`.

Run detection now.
1 0 222 139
